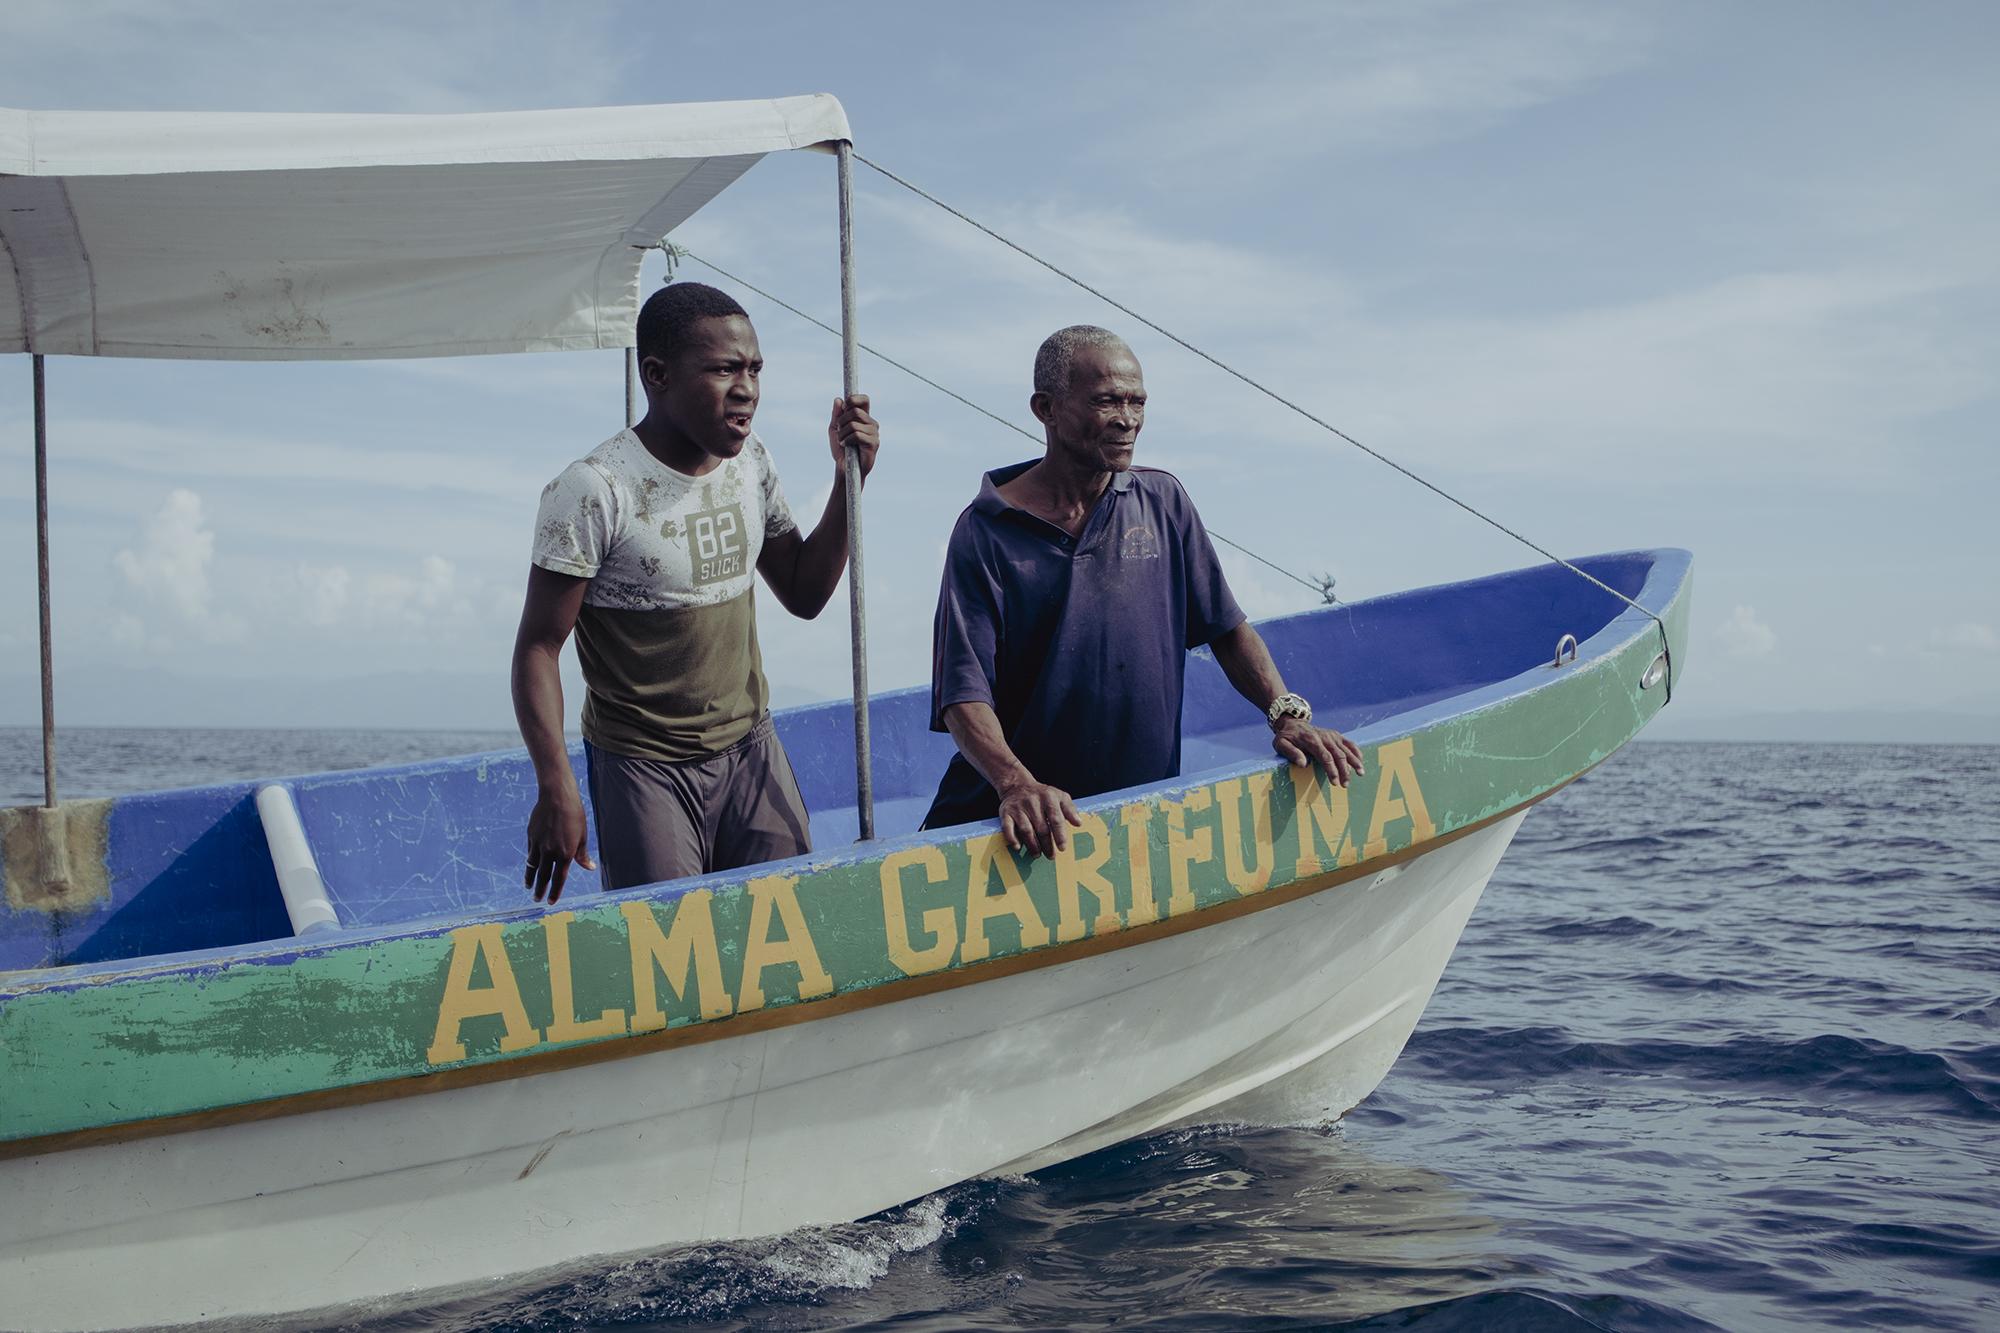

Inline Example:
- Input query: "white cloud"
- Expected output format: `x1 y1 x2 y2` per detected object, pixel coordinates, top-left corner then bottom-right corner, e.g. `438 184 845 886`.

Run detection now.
1214 544 1325 622
838 182 1993 490
1119 0 1655 172
0 2 1992 730
107 611 165 654
362 556 466 626
294 564 352 627
111 489 244 642
1932 621 1997 653
275 555 483 632
0 1 633 115
50 416 552 506
114 489 212 621
1717 605 1777 659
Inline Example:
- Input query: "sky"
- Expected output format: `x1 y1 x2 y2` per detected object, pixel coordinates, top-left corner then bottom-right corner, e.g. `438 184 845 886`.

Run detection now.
1 0 1996 737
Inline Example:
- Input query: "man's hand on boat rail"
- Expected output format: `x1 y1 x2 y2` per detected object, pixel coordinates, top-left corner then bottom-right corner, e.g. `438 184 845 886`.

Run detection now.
1273 718 1365 788
525 782 594 903
996 776 1084 858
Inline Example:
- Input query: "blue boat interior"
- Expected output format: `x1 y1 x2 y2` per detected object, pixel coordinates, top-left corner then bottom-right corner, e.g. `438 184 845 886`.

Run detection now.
0 550 1682 974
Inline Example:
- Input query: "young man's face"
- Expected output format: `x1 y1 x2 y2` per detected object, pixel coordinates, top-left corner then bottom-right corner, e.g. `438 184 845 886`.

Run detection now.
645 314 763 460
1037 344 1147 473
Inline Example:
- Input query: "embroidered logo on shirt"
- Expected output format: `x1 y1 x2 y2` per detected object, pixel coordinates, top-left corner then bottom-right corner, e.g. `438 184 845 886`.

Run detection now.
1120 524 1162 560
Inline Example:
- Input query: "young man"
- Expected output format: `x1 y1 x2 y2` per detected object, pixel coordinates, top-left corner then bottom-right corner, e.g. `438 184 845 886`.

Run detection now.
925 325 1361 855
514 282 879 901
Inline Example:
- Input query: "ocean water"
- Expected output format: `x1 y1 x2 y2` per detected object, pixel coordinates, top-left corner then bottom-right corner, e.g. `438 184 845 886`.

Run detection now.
5 733 1996 1330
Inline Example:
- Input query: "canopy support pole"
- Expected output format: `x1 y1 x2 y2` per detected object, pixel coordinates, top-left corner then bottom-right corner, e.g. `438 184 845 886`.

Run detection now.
625 347 637 427
836 142 875 840
33 354 56 809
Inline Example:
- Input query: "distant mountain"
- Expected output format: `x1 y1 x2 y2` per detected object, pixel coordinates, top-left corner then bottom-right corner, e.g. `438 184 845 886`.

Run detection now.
8 667 1993 744
0 668 830 731
1644 708 2000 745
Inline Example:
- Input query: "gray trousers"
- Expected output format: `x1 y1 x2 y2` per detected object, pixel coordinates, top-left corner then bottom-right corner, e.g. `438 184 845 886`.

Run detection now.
585 716 813 891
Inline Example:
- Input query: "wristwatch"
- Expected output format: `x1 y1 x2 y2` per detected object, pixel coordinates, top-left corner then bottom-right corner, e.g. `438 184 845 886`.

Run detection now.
1265 692 1312 729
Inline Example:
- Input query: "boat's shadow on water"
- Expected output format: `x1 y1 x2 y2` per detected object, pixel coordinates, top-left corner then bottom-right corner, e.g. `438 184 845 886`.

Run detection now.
328 1120 1695 1333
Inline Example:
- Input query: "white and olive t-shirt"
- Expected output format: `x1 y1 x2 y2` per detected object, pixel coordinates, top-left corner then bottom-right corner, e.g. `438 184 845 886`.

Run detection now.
531 429 798 762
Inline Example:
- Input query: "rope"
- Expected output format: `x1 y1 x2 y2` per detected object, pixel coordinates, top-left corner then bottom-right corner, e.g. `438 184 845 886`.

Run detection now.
677 248 1339 605
679 252 1039 445
852 153 1673 699
1208 533 1338 603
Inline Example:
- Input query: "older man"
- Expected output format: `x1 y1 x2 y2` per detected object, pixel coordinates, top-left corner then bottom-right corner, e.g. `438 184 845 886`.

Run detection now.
924 325 1362 854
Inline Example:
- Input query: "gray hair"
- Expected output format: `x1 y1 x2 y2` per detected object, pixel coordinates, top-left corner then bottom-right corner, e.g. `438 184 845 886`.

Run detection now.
1033 325 1131 396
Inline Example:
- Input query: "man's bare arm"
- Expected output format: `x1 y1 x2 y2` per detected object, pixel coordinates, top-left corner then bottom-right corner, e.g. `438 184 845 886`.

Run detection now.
757 394 879 619
942 700 1082 856
757 480 850 620
1209 620 1364 786
512 565 595 902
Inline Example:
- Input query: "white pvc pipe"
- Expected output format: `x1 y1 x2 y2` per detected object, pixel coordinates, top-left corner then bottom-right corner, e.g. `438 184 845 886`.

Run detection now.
255 784 341 936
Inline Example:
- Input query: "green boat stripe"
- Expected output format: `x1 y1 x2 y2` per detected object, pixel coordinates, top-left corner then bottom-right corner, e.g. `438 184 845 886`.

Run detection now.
0 587 1688 1156
0 787 1570 1162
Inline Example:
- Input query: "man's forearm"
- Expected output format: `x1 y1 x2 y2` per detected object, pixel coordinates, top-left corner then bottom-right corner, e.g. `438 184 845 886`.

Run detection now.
788 472 852 616
511 643 575 792
942 701 1037 796
1211 620 1287 712
944 700 1080 855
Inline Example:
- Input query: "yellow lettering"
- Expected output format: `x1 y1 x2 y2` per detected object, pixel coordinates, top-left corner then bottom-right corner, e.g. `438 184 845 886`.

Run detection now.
1291 765 1356 877
1054 813 1121 944
881 845 958 974
425 923 542 1064
1217 773 1276 896
1122 802 1159 926
543 911 627 1044
738 875 834 1012
1363 737 1437 860
1162 789 1213 917
622 893 731 1030
963 833 1051 961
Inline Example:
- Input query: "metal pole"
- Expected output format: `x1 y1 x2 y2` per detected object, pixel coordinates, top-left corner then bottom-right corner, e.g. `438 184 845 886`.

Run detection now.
836 141 875 840
33 354 56 809
624 347 636 427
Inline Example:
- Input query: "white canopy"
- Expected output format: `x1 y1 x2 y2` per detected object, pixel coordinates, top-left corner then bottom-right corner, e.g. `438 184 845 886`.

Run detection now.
0 96 850 360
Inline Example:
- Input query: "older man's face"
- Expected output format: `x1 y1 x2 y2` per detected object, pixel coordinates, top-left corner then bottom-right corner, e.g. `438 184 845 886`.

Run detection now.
1042 344 1146 473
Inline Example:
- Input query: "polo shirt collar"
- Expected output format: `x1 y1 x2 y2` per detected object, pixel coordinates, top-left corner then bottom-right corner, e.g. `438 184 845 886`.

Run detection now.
974 460 1137 517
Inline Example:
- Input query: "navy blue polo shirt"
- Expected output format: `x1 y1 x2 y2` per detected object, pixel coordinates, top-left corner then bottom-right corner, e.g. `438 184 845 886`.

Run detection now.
923 461 1246 829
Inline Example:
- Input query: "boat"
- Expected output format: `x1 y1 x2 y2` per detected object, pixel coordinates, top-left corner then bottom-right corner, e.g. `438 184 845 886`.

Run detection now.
0 96 1692 1331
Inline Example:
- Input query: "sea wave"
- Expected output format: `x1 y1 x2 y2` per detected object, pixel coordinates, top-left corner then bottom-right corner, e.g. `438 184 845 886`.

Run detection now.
343 1191 979 1332
1304 1289 1724 1333
1401 1028 2000 1120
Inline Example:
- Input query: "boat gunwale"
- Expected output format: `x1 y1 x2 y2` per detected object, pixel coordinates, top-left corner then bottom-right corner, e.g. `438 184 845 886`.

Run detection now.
0 547 1689 995
0 778 1567 1163
0 548 1691 1158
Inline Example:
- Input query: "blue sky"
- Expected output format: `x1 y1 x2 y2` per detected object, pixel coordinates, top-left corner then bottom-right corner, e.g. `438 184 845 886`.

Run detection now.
1 0 1995 733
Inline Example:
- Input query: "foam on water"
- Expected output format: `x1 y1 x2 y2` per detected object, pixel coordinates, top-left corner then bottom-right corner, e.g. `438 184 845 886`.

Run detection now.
332 1192 974 1332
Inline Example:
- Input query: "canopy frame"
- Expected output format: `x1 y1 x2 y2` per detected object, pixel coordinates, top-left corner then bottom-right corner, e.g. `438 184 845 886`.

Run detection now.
14 96 876 840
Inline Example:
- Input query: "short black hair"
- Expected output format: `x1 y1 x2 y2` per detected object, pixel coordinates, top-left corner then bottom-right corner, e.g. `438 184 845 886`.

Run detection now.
636 281 748 364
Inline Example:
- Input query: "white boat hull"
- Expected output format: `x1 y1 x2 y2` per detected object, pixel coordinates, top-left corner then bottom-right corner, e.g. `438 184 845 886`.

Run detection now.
0 813 1521 1332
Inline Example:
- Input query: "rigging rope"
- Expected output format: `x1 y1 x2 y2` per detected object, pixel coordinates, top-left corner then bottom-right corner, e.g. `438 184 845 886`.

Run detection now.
851 153 1673 699
677 248 1339 606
